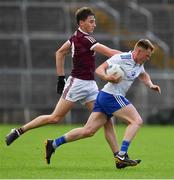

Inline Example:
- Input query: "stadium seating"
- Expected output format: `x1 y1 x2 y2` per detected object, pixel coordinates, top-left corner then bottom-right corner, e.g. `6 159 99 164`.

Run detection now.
30 39 62 68
0 6 22 33
0 0 174 124
136 1 174 57
27 7 66 33
0 39 26 68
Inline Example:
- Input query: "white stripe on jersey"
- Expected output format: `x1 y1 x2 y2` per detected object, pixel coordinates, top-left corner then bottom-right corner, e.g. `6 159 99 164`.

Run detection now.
115 96 126 107
90 42 99 50
84 36 96 43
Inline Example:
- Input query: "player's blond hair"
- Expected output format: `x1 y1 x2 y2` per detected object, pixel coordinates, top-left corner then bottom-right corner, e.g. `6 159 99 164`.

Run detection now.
134 39 155 52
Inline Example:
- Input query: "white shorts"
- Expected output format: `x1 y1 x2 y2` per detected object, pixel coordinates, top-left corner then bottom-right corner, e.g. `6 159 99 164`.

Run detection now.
62 76 99 104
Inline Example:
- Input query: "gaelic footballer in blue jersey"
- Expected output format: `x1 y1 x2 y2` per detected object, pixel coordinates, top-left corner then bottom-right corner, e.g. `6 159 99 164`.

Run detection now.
46 39 161 168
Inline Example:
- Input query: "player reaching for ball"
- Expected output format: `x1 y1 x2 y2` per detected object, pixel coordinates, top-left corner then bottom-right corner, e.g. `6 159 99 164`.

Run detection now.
45 39 161 167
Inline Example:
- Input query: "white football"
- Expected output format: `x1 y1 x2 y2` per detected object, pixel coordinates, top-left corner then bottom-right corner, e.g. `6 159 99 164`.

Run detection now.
106 64 124 78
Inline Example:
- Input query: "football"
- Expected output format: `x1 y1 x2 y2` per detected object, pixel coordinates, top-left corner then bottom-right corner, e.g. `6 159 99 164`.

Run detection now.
106 64 124 78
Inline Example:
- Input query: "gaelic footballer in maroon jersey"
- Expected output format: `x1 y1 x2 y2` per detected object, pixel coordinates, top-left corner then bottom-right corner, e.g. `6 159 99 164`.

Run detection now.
69 28 98 80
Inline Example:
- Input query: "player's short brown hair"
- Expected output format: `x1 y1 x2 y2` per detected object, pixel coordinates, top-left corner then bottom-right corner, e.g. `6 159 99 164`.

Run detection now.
135 39 155 52
75 7 95 25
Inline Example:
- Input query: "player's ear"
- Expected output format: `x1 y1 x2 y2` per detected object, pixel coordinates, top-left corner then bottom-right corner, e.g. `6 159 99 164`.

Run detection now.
136 47 142 55
79 20 84 26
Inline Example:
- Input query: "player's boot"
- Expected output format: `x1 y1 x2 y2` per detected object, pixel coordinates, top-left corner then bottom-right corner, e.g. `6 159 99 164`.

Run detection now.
124 153 141 165
5 128 21 145
115 153 141 169
45 139 55 164
115 162 127 169
115 158 141 169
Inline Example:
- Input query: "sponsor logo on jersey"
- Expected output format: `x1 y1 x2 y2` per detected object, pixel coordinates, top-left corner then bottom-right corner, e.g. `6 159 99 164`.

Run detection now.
127 71 136 79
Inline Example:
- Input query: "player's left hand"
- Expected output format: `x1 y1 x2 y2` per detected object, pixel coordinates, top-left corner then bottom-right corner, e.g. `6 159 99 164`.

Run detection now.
57 76 66 95
150 84 161 94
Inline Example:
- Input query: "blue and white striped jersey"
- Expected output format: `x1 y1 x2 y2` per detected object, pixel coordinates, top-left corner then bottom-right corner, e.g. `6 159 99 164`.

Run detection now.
102 52 145 97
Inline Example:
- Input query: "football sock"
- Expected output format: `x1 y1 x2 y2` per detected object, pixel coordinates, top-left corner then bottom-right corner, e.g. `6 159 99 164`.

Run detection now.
52 136 66 149
17 128 24 135
119 140 130 156
114 152 119 157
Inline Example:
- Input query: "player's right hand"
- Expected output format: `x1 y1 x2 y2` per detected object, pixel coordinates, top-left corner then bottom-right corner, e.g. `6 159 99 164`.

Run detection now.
57 76 66 95
105 74 122 83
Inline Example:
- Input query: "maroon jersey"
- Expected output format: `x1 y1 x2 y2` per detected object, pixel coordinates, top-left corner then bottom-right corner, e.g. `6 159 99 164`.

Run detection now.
69 28 98 80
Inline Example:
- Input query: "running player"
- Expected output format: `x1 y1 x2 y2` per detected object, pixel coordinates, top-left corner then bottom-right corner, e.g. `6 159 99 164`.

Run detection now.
45 39 161 168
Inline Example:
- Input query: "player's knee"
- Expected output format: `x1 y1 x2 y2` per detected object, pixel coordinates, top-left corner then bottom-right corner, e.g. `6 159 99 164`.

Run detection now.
82 128 95 137
133 118 143 127
48 115 62 124
137 118 143 126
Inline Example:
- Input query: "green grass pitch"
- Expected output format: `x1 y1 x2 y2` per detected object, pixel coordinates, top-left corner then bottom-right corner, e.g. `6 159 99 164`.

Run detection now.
0 124 174 179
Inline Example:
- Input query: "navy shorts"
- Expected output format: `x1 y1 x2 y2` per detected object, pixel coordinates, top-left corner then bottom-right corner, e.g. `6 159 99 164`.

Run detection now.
93 91 130 118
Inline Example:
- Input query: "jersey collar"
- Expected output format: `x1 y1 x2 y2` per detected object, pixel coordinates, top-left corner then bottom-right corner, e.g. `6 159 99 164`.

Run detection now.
78 27 89 35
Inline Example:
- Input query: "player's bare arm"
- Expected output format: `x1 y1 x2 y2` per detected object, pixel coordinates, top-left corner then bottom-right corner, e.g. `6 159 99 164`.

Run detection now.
56 41 71 75
95 62 122 83
138 72 161 93
93 43 122 58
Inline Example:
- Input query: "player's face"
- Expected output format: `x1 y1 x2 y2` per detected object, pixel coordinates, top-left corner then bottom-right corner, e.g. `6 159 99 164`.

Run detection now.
137 48 152 64
80 15 96 34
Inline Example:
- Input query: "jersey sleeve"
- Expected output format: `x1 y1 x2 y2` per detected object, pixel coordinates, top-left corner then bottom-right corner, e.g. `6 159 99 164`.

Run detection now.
68 36 73 46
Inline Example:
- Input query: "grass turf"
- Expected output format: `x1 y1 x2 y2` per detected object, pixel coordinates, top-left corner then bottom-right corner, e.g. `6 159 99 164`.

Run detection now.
0 124 174 179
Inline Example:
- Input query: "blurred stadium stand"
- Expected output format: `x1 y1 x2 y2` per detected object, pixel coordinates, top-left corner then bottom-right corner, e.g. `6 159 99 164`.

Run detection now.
0 0 174 124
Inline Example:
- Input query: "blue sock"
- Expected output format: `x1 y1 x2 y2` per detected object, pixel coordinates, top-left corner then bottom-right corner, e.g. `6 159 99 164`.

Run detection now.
119 140 130 155
52 136 66 149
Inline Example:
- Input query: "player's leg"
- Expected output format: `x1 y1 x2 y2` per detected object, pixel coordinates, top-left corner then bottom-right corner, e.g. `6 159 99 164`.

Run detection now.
114 104 143 143
22 98 74 131
85 100 125 169
85 92 140 169
113 104 143 166
66 112 107 141
45 112 107 164
5 97 74 145
103 119 119 155
85 98 120 158
5 76 79 145
103 119 125 168
95 92 141 168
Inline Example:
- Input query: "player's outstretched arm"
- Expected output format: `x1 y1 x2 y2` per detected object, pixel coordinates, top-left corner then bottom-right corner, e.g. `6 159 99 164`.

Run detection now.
94 43 122 58
138 72 161 94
